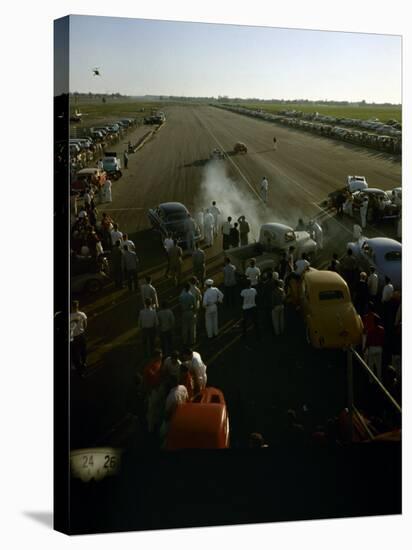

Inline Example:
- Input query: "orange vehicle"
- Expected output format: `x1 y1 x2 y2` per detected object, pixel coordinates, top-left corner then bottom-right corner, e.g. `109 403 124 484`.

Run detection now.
165 387 229 450
71 167 107 194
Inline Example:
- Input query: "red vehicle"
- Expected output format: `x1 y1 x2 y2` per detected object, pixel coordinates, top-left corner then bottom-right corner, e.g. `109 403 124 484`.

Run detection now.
165 387 230 450
71 168 107 195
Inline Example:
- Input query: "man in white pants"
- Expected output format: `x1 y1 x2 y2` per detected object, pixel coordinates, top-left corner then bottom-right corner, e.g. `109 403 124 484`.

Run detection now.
202 278 224 338
359 197 369 229
260 176 269 204
209 201 221 237
203 209 215 247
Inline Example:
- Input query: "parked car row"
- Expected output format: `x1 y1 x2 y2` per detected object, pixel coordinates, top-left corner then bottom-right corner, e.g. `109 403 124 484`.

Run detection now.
69 117 137 172
214 104 402 155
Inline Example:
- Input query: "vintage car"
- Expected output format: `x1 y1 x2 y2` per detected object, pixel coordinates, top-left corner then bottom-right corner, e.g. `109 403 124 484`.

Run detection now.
347 175 368 193
165 387 229 450
233 141 248 154
147 202 202 248
298 269 363 349
347 237 401 291
102 152 122 179
71 167 107 194
226 222 317 276
352 188 399 223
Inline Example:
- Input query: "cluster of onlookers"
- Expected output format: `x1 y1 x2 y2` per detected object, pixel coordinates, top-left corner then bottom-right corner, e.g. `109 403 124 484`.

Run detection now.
138 347 207 446
328 247 401 388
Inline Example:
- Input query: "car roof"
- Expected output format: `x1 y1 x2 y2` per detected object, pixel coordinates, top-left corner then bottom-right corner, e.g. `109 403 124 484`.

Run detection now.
364 237 402 252
363 188 388 194
159 202 189 214
304 269 347 289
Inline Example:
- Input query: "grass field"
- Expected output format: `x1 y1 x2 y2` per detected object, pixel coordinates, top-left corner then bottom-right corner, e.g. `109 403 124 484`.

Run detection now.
239 102 402 122
70 99 164 119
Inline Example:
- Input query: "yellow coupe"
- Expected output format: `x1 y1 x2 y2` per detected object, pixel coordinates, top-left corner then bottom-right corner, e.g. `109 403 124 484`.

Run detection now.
299 269 363 349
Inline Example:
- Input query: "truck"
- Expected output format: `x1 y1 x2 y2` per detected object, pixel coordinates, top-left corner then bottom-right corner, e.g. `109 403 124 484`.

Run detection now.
226 222 317 275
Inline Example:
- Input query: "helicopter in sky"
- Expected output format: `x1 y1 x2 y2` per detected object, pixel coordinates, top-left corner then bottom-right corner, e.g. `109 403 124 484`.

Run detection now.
92 67 101 76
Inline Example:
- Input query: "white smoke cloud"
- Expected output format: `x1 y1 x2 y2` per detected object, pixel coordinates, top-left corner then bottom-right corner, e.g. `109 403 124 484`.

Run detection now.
194 160 306 240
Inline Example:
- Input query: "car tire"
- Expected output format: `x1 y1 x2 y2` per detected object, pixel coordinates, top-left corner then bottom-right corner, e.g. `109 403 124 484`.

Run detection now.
85 278 102 293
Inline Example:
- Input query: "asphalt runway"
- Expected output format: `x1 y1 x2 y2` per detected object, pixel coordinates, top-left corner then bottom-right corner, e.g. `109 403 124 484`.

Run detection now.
70 105 401 450
105 104 401 235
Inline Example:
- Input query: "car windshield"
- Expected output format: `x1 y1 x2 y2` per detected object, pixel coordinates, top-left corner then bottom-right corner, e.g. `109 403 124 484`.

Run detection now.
385 251 401 262
319 290 345 301
166 212 188 221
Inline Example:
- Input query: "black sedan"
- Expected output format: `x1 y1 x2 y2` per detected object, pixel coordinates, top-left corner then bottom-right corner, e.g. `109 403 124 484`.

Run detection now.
147 202 202 248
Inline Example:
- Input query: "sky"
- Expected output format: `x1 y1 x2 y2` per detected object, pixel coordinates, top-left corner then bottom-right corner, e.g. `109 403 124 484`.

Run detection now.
67 15 402 103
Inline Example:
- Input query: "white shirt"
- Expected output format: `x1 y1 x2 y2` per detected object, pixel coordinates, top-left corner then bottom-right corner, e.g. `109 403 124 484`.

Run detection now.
122 238 135 251
203 287 224 312
187 352 207 388
111 230 123 246
163 237 174 252
245 266 261 286
222 221 232 235
138 308 158 329
70 311 87 341
241 287 257 310
203 212 214 229
209 205 221 222
367 273 379 297
295 259 310 275
382 283 394 303
261 178 268 191
140 283 159 309
165 385 188 416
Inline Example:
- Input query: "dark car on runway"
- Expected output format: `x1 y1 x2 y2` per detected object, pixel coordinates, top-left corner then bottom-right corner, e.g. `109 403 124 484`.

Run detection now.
147 202 201 248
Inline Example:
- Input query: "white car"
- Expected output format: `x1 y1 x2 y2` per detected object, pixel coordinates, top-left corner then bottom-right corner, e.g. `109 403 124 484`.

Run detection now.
347 237 402 291
347 175 368 193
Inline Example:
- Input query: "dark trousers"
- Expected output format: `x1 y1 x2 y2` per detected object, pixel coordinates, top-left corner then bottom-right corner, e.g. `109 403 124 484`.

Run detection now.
71 334 87 371
224 285 237 307
126 269 138 292
223 234 230 250
160 331 173 356
142 327 156 357
242 307 259 339
113 267 123 288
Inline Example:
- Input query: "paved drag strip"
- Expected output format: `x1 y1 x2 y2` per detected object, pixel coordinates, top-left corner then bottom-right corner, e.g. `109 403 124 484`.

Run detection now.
193 110 264 204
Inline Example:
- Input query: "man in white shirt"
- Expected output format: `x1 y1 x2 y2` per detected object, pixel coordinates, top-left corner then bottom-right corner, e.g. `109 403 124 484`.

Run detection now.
260 176 269 203
221 217 232 250
367 266 379 301
140 276 159 309
122 233 136 252
245 258 261 287
163 233 174 277
203 210 215 247
182 348 207 394
295 253 310 276
359 197 369 229
110 223 123 247
138 298 159 357
381 276 394 303
209 201 221 236
202 279 224 338
70 300 88 374
240 280 259 340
